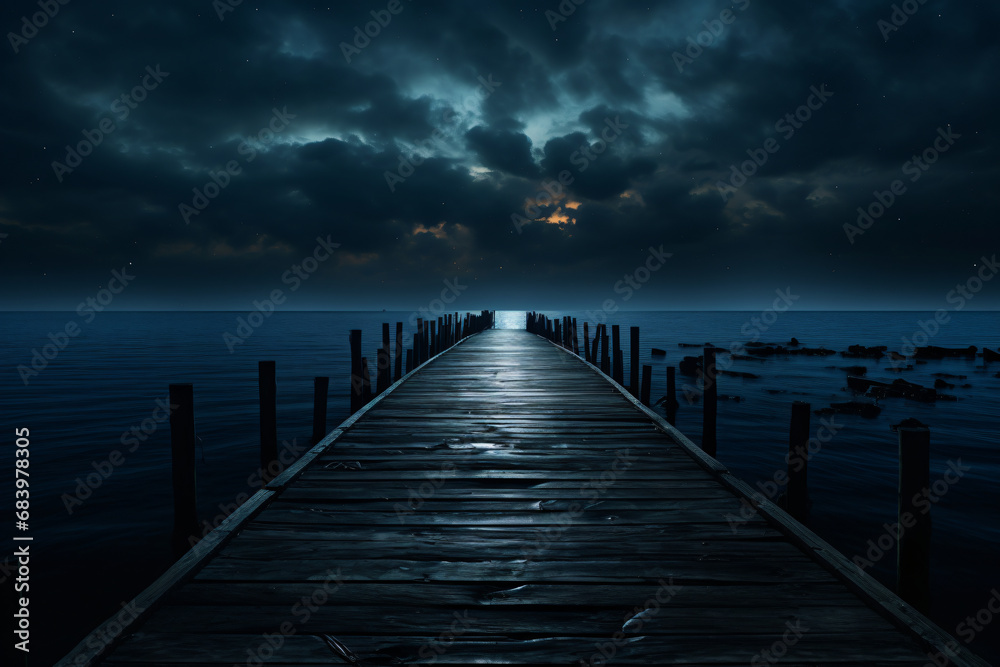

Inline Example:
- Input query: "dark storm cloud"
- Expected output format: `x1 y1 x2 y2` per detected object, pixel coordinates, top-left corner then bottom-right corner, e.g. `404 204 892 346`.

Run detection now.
0 0 998 310
465 126 539 178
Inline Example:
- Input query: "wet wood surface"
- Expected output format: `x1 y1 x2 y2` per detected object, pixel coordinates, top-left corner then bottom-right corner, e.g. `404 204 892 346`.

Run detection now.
92 329 970 665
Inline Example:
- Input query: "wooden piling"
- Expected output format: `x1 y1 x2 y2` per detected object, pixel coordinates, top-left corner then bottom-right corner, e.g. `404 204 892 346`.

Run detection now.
702 347 717 457
787 401 810 522
81 329 988 667
361 357 372 404
394 322 403 381
258 361 278 482
377 348 390 395
169 383 197 558
349 329 363 414
406 348 414 374
312 377 329 445
373 324 389 395
601 327 610 375
665 366 678 425
591 324 601 366
612 325 623 384
629 326 640 397
640 365 652 406
417 318 425 364
380 323 391 391
583 322 591 362
898 425 931 613
429 320 437 358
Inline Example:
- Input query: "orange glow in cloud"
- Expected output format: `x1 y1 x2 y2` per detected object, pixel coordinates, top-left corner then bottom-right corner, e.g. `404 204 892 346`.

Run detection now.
543 206 577 227
413 222 448 239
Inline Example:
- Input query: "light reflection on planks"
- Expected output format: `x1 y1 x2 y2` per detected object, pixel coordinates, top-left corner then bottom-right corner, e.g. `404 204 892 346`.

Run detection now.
100 329 947 665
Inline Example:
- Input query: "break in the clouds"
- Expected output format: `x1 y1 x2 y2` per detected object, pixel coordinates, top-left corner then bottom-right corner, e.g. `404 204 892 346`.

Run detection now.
1 0 998 310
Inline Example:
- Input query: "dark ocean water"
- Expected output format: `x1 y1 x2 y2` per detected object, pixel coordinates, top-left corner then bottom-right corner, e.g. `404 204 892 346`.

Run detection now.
1 310 998 664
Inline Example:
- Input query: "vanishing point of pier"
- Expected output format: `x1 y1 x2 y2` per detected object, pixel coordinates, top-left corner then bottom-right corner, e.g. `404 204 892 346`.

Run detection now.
59 322 988 666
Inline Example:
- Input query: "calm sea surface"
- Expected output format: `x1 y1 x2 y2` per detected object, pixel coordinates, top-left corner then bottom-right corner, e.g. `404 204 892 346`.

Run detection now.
2 311 998 663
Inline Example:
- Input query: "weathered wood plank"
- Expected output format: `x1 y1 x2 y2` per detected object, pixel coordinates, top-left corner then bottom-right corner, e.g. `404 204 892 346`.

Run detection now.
166 581 859 608
141 604 898 636
104 631 934 665
79 328 981 667
194 557 840 584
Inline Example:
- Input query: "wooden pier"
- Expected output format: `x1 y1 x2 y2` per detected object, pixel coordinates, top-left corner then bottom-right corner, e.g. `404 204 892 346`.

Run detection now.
61 327 987 666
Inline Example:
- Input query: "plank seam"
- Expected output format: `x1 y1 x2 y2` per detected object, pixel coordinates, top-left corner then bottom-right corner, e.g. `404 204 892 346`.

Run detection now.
534 332 989 667
56 330 486 667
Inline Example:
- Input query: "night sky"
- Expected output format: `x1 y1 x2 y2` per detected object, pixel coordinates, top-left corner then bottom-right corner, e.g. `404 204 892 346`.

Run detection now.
2 0 998 311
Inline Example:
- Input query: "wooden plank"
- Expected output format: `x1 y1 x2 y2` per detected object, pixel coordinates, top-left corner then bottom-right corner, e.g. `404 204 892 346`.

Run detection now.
104 632 932 665
140 604 898 636
167 581 859 608
194 557 833 584
54 488 277 667
58 333 479 667
234 522 783 544
531 334 989 667
79 329 984 666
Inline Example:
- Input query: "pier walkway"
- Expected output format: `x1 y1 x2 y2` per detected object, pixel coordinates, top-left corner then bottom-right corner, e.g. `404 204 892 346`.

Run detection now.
62 328 986 666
